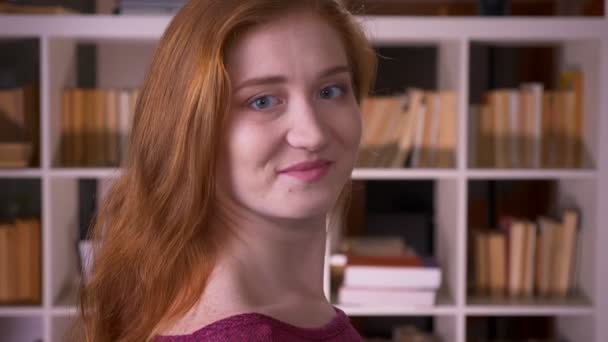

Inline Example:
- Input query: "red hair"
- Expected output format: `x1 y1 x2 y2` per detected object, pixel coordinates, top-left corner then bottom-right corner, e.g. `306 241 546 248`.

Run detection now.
77 1 376 341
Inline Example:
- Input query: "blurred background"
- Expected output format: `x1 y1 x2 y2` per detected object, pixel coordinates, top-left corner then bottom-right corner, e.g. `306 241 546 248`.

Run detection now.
0 1 607 341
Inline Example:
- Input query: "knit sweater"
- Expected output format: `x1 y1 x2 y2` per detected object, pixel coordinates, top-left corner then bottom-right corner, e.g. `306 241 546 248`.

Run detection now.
154 306 363 341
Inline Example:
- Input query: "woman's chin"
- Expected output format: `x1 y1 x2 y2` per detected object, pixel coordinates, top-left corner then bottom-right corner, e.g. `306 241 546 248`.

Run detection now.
275 196 338 220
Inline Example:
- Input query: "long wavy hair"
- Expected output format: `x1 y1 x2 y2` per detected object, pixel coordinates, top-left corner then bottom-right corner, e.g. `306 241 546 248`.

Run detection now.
77 1 376 341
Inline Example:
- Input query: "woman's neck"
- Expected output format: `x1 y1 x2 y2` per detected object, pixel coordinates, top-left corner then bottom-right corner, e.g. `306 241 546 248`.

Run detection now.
157 211 335 336
212 212 329 306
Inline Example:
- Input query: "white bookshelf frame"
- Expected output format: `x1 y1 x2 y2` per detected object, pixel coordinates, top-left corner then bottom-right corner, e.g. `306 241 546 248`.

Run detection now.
0 14 607 342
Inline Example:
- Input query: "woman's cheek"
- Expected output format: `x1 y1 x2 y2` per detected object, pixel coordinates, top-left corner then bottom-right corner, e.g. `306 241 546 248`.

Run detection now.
230 120 278 166
338 106 362 151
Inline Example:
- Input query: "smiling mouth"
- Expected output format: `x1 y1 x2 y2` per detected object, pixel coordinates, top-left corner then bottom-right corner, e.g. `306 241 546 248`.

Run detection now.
279 161 333 182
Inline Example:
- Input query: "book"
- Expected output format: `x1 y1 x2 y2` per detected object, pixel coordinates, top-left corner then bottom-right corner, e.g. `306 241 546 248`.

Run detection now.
536 217 558 296
83 89 95 165
508 221 526 296
5 223 18 301
343 257 441 289
375 95 407 167
378 96 407 167
420 92 440 167
71 88 85 166
541 92 554 167
0 219 40 303
410 92 428 168
487 90 509 168
522 221 537 296
554 210 578 296
520 83 543 169
358 96 402 167
118 89 132 164
388 103 415 168
338 286 436 307
61 87 141 167
105 89 119 166
559 69 584 168
487 231 506 296
471 75 587 170
436 91 456 168
469 105 480 167
93 89 107 166
0 142 31 167
507 90 520 168
390 89 424 168
0 86 37 167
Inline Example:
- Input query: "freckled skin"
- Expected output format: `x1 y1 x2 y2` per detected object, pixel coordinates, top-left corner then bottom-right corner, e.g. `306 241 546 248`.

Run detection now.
218 11 362 221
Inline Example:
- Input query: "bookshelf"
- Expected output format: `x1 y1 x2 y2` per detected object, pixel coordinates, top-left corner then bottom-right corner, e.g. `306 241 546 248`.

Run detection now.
0 13 607 342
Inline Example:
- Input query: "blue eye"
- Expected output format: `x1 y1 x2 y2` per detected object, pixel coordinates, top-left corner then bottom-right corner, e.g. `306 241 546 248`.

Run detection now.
249 95 279 110
320 85 345 100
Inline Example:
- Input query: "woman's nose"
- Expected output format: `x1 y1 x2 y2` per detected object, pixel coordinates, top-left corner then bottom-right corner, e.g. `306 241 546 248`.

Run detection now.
285 99 329 152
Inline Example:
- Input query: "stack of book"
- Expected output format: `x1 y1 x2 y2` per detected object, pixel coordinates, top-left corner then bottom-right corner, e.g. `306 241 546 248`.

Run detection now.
119 0 187 15
0 219 41 304
0 84 39 167
470 69 585 169
60 87 139 167
332 239 441 307
357 88 456 169
473 209 579 298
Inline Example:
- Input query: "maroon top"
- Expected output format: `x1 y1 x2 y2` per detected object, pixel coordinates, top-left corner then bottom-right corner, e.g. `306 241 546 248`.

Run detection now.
154 306 363 341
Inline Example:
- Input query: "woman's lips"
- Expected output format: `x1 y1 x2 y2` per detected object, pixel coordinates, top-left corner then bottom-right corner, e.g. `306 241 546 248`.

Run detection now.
279 159 333 182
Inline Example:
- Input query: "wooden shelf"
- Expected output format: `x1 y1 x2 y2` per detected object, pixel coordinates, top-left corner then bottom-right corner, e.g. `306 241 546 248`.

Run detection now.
0 168 42 178
49 168 121 179
352 168 458 180
336 290 457 316
466 293 594 316
466 168 597 180
0 306 43 317
0 15 605 40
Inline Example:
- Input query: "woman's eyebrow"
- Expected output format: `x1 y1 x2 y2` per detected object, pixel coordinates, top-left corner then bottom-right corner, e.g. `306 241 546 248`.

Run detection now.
233 65 351 92
318 65 351 79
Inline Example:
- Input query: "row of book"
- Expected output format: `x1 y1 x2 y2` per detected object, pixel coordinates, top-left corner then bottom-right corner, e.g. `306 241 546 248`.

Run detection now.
473 209 579 297
332 237 441 307
357 90 456 169
470 70 585 169
60 88 139 167
0 219 41 304
0 85 39 167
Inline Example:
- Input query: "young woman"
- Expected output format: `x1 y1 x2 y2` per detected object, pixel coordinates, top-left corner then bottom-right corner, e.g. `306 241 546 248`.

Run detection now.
78 0 376 341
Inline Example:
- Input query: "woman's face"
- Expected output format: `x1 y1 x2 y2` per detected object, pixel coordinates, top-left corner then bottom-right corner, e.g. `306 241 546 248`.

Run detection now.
218 10 361 221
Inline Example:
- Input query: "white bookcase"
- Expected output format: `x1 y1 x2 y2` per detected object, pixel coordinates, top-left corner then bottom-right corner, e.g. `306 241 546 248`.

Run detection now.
0 13 607 342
